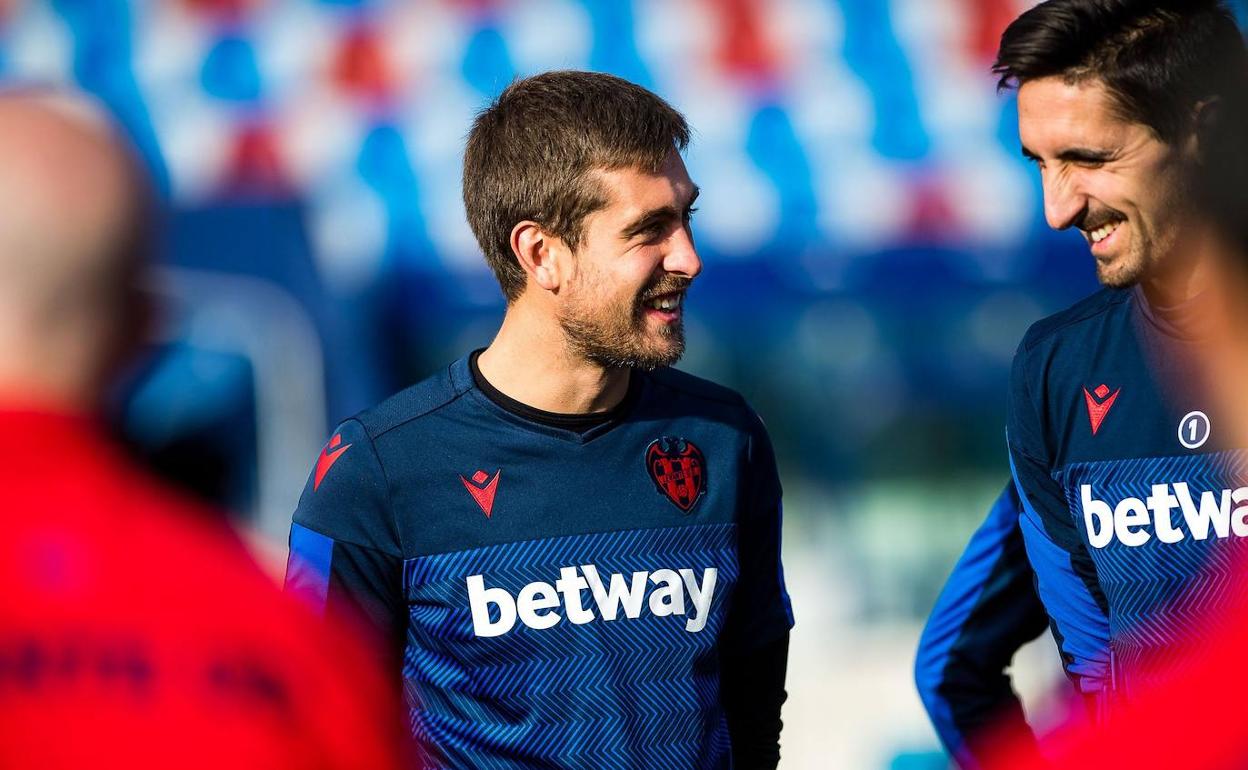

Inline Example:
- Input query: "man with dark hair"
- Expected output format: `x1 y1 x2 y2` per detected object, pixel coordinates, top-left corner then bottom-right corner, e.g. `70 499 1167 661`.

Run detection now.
917 1 1248 764
996 0 1248 291
999 0 1248 721
286 70 793 770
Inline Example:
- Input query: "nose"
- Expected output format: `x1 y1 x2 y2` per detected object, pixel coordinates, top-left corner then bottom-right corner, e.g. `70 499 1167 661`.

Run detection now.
1042 170 1087 231
664 224 702 279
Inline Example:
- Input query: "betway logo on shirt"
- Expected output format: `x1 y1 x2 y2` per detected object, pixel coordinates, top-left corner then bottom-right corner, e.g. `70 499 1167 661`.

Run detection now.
467 565 718 638
1081 483 1248 548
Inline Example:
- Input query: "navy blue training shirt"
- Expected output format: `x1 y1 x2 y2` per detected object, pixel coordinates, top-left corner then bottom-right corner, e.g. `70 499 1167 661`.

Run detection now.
1007 285 1248 705
285 353 794 770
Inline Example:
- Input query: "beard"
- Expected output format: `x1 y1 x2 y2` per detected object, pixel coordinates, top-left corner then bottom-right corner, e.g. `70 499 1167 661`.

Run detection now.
1078 204 1149 289
558 274 690 370
1086 166 1193 289
1092 217 1184 290
1095 250 1147 288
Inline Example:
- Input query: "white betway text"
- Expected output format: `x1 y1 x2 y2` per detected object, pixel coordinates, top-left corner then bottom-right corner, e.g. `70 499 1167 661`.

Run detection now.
467 565 718 638
1081 483 1248 548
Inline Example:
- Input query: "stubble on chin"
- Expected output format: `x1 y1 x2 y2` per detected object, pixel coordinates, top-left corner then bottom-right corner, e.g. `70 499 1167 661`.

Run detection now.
1095 241 1151 288
1096 260 1142 288
559 303 685 370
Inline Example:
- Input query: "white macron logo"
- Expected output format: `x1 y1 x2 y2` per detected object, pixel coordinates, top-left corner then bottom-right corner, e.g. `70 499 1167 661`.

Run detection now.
1081 483 1248 548
467 565 718 638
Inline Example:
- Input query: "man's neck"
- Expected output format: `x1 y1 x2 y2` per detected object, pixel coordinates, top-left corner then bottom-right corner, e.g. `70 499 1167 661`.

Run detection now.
1141 223 1224 307
0 338 101 415
476 302 631 415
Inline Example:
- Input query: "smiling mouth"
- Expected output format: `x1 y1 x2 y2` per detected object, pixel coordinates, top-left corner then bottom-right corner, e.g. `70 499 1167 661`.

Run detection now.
1085 219 1124 245
643 292 683 312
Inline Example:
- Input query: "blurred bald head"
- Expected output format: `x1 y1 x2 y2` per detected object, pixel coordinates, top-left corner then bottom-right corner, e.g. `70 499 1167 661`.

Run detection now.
0 89 152 412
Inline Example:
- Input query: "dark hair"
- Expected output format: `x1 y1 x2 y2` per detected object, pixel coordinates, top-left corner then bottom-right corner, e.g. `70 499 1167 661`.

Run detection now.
462 70 690 302
993 0 1248 143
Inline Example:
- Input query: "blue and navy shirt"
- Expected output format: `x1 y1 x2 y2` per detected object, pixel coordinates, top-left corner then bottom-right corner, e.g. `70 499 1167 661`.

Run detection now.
915 482 1050 769
1007 286 1247 702
285 354 793 770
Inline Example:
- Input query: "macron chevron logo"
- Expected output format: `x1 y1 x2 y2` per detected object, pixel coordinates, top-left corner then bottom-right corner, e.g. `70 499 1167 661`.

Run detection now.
314 434 352 491
460 469 501 518
1083 384 1121 436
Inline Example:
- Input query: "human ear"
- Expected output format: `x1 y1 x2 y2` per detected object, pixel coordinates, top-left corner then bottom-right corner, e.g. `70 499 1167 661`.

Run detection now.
1189 97 1223 163
510 221 564 292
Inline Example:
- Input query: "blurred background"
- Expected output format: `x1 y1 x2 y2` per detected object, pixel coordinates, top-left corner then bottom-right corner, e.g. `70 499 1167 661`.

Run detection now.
5 0 1247 767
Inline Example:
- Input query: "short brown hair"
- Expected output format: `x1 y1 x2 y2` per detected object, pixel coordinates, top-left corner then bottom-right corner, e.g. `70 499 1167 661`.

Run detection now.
462 70 690 302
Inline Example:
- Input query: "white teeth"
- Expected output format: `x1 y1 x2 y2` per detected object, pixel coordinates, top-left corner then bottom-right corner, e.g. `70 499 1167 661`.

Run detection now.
1089 221 1121 244
647 294 681 311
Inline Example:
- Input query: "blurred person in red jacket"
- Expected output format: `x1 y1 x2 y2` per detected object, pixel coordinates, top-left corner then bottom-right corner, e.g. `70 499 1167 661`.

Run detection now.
0 89 406 769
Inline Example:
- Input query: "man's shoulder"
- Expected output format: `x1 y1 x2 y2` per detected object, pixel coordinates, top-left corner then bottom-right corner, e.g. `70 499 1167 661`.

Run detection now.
1018 287 1132 355
350 358 474 440
643 366 760 429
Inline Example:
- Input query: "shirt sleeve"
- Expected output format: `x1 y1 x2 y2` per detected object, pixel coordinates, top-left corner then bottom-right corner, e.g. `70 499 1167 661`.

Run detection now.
1007 345 1112 698
720 410 794 769
725 410 795 647
721 631 789 770
285 418 407 668
915 482 1051 770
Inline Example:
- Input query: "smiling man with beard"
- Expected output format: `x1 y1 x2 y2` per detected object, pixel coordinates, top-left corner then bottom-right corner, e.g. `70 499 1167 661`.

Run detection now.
915 3 1248 766
284 71 793 770
994 0 1248 737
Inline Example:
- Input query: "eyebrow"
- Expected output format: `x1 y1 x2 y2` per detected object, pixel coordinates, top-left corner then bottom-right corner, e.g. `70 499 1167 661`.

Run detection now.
620 185 701 241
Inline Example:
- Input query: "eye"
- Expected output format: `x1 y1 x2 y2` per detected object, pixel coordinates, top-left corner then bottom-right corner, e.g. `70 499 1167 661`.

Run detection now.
640 223 666 241
683 206 698 223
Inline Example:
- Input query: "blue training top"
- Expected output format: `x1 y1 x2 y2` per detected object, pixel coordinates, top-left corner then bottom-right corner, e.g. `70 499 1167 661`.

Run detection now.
286 354 793 770
1007 285 1248 704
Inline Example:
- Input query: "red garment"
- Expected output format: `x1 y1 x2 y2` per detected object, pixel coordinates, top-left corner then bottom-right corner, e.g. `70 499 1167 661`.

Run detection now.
0 411 405 769
984 560 1248 769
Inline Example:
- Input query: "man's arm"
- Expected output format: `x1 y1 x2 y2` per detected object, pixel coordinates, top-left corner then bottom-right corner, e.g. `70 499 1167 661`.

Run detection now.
1006 347 1112 701
722 412 795 769
721 632 789 769
285 418 407 669
915 482 1051 770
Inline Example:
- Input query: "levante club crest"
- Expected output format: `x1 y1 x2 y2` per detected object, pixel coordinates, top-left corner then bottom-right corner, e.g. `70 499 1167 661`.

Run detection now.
646 437 707 513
